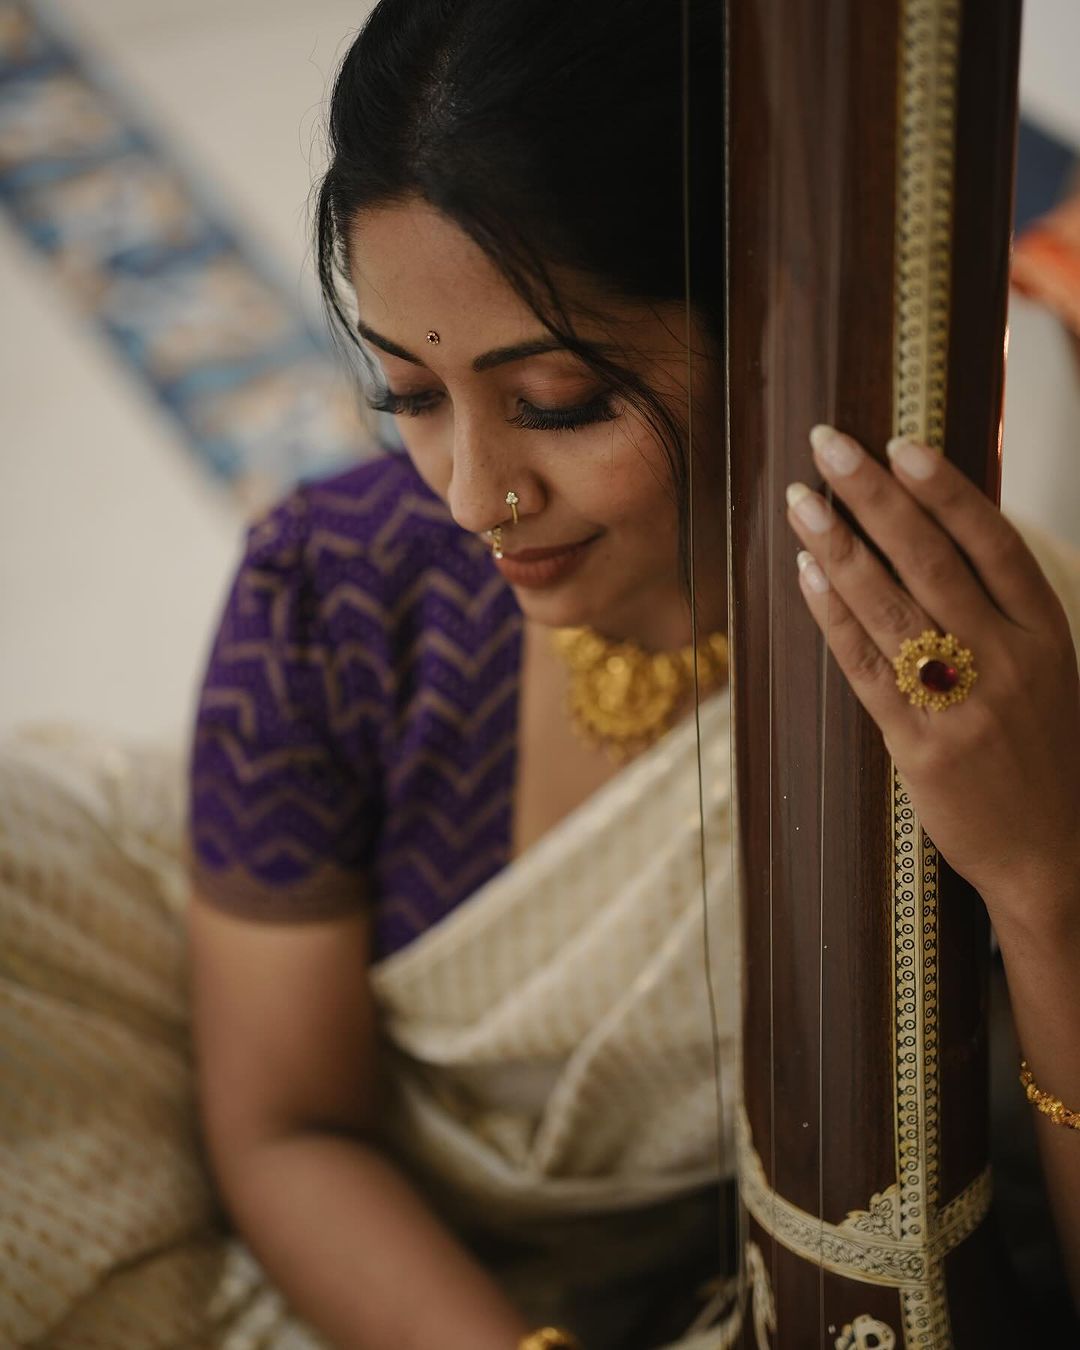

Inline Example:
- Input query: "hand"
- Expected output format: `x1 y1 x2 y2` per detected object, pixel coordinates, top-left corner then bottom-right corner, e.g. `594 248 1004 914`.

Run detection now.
784 423 1080 933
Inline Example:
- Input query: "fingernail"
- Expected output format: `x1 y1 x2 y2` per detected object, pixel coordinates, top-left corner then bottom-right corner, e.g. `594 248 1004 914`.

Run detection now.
786 481 832 532
796 549 829 592
810 423 862 476
886 436 937 480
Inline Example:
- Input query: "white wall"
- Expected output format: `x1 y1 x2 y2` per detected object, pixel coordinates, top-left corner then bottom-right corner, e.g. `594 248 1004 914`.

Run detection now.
1020 0 1080 150
0 2 375 745
1003 1 1080 547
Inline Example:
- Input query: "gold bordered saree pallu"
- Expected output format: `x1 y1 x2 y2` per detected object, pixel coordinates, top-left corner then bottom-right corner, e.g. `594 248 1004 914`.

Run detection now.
721 1 1026 1345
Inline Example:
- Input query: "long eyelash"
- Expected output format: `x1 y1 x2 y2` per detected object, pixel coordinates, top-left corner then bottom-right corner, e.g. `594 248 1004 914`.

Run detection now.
365 389 441 417
366 389 619 432
509 396 618 433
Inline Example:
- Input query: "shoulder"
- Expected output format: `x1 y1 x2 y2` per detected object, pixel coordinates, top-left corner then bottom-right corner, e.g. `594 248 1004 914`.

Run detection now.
299 450 451 550
248 450 494 606
234 451 519 722
202 450 498 710
295 452 516 652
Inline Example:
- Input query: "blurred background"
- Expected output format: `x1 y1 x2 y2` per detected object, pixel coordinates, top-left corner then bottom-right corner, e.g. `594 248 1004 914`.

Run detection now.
1 0 1079 750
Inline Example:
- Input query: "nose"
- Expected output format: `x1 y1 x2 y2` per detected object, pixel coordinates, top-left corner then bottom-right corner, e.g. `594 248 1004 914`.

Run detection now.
444 411 539 535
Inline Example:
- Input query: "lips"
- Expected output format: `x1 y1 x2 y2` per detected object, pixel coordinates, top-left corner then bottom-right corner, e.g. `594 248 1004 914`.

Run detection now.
494 533 600 588
500 540 591 563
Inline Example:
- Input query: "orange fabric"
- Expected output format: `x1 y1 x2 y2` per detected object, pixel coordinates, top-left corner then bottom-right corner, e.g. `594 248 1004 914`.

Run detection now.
1013 190 1080 337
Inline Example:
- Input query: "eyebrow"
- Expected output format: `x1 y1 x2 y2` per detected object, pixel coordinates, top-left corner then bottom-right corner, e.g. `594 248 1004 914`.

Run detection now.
356 321 584 373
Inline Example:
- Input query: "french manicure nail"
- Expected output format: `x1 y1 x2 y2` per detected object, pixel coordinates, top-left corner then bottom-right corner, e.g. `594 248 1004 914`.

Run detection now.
886 436 937 480
786 482 832 532
796 549 830 593
810 424 862 476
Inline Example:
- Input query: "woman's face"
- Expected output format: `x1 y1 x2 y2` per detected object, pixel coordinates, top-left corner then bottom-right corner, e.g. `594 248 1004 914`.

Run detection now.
347 198 723 642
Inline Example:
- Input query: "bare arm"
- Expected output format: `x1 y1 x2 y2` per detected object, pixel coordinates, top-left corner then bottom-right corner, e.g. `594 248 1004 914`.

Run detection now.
993 888 1080 1310
187 893 530 1350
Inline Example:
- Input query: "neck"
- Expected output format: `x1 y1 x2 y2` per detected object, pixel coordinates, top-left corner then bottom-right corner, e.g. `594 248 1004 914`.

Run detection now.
587 574 728 652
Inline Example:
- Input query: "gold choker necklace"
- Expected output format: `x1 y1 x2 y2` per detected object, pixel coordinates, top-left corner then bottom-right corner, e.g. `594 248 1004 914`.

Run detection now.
551 627 729 759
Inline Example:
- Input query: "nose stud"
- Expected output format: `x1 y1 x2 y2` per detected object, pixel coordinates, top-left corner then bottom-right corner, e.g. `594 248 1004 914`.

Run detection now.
505 490 519 526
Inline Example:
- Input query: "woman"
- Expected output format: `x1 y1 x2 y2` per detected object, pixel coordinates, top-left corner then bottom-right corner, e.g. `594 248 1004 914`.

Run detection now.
185 2 1080 1346
4 0 1075 1346
188 6 737 1346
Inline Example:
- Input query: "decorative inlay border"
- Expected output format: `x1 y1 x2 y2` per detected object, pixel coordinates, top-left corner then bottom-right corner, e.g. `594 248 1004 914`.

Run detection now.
892 0 960 454
736 1110 991 1288
891 1 962 1345
835 1316 897 1350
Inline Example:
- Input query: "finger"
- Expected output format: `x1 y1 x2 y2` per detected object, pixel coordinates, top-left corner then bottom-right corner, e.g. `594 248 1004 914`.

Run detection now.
785 481 941 662
807 425 1002 636
883 435 1058 630
793 550 914 736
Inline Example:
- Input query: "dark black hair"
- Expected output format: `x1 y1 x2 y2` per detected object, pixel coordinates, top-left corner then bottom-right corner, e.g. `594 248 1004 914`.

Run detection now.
314 0 725 584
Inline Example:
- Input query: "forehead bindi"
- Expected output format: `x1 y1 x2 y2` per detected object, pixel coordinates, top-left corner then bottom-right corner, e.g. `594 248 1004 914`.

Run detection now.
350 203 525 335
354 317 614 380
347 200 700 378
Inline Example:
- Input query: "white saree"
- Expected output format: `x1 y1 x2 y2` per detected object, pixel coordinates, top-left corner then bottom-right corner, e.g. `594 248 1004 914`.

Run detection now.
371 691 739 1346
3 521 1077 1348
0 693 739 1350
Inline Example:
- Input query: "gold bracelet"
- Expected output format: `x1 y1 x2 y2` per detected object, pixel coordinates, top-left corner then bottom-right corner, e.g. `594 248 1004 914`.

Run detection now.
517 1330 583 1350
1019 1060 1080 1130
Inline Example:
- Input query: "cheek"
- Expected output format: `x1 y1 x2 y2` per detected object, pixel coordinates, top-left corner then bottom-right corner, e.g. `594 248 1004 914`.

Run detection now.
587 439 678 539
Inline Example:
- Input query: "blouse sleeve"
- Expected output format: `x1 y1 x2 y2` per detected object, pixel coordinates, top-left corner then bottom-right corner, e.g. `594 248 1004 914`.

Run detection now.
186 489 379 921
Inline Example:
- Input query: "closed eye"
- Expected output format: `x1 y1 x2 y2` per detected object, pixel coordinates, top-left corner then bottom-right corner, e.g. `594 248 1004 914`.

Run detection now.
366 388 618 433
366 389 442 417
509 395 617 433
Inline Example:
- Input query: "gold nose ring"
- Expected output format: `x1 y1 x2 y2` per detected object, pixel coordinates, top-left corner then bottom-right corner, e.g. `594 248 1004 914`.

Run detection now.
505 490 519 525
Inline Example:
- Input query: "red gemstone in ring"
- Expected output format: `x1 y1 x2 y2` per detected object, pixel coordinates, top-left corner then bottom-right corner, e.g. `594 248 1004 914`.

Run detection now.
892 628 977 711
916 656 959 695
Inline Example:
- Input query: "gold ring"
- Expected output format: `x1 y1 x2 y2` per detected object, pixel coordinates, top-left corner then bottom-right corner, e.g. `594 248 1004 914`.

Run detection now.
892 629 978 711
505 490 519 525
517 1331 583 1350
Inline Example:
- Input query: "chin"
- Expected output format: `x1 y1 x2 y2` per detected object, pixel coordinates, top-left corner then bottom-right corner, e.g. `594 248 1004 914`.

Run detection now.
508 581 607 631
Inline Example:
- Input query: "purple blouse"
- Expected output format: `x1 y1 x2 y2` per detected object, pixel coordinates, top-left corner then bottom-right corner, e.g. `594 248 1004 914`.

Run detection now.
186 451 523 958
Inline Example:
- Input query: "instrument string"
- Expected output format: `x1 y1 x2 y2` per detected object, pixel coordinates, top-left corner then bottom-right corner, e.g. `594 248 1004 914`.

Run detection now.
816 525 831 1350
718 0 749 1311
816 2 851 1342
764 0 781 1308
681 0 732 1297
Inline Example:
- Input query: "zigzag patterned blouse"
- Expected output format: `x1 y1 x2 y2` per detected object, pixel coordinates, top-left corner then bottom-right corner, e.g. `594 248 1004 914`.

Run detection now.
187 452 523 958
